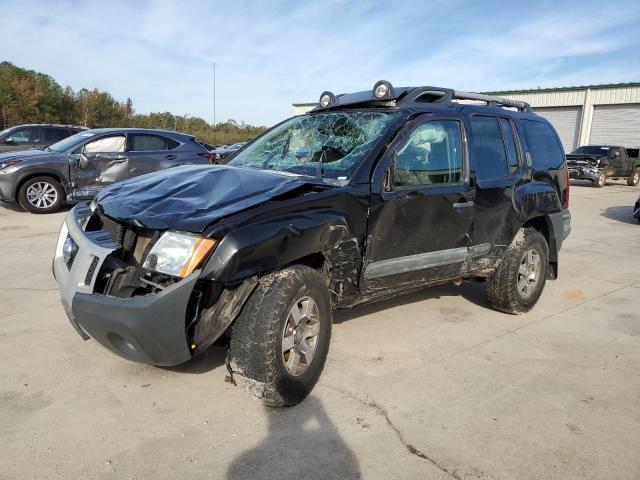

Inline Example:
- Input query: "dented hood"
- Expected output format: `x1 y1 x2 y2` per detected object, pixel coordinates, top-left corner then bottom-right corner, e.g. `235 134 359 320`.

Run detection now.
96 165 311 232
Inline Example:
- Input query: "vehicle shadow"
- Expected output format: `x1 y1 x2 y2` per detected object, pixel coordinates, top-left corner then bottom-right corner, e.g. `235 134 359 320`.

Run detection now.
226 396 360 480
161 344 227 374
334 281 488 324
601 205 638 225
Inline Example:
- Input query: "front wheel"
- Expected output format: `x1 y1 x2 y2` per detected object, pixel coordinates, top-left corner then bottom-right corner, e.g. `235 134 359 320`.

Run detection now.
592 171 606 188
228 265 332 407
627 167 640 186
18 176 64 213
486 228 549 314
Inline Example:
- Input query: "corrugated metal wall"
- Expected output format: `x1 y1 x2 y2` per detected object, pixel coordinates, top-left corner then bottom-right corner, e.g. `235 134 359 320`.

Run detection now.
589 104 640 147
533 107 582 151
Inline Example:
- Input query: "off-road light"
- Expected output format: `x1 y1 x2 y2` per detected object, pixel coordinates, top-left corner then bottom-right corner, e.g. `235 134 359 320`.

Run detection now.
319 91 336 108
373 80 393 99
63 235 79 269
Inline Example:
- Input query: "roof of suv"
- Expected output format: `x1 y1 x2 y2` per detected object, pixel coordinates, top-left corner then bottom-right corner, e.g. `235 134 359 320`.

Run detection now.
6 123 87 130
314 81 533 115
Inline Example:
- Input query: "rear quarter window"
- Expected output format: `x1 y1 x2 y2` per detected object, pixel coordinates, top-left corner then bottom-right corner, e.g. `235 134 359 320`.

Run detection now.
523 120 565 170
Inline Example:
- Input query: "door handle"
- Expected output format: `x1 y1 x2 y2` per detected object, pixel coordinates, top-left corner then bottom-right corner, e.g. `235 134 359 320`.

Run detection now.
453 201 474 208
111 155 127 162
165 154 177 160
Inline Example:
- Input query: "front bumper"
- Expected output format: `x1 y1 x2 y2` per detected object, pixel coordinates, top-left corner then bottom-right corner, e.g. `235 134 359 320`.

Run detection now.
567 165 602 181
53 204 196 366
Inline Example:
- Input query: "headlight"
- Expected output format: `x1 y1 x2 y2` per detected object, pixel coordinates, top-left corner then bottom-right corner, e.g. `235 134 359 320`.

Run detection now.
143 232 217 278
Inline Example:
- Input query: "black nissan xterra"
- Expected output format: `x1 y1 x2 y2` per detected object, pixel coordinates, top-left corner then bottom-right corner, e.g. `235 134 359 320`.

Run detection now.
53 81 571 406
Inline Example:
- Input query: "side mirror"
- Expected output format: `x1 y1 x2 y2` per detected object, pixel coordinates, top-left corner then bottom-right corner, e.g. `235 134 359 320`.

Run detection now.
78 153 90 169
4 137 16 145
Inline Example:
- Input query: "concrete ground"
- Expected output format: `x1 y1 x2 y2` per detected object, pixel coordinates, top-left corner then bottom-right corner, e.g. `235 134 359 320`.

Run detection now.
1 180 639 480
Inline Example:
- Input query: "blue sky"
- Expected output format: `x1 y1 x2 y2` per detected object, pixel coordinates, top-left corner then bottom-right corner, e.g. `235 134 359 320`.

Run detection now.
1 0 640 126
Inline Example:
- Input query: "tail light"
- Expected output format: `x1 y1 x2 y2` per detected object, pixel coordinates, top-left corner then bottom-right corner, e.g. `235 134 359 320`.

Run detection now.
199 152 214 164
566 167 570 208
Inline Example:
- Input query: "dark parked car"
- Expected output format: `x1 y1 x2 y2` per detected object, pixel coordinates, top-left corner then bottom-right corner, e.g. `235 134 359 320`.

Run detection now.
0 124 86 153
566 145 640 187
634 196 640 223
211 142 246 162
0 128 214 213
53 81 571 407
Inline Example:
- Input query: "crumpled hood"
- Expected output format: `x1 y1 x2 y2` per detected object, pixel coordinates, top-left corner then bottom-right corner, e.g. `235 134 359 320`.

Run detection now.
96 165 312 232
566 154 604 167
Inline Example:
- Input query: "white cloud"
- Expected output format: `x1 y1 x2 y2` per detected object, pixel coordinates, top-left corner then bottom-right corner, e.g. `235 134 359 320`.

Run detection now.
1 0 639 125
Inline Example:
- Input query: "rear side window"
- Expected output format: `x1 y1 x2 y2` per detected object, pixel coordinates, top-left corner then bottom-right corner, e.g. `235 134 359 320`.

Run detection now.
498 118 519 172
523 120 565 170
131 134 178 151
470 116 508 180
43 128 70 142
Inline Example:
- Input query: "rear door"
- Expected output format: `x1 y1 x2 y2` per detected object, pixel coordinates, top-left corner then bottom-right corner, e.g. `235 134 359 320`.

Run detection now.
126 133 182 178
362 114 474 292
467 114 523 267
42 127 73 147
70 134 128 197
608 148 627 176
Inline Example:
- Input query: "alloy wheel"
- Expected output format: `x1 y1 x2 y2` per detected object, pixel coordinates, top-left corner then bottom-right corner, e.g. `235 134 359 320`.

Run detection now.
517 249 541 299
281 296 321 376
26 181 58 209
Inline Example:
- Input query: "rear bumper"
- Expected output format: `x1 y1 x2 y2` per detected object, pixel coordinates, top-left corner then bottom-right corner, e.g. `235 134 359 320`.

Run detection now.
53 204 196 366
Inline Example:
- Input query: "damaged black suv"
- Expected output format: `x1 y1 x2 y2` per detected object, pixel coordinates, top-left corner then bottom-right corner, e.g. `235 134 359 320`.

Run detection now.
53 81 571 406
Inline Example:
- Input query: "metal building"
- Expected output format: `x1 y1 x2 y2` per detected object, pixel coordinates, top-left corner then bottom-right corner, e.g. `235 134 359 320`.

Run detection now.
292 82 640 151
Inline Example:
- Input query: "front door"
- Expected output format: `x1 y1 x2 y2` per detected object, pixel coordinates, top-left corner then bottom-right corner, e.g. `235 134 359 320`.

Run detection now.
70 134 129 199
362 115 474 293
0 126 42 152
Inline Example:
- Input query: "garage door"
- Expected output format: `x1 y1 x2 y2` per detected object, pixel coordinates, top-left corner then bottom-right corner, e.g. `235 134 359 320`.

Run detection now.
533 106 582 152
589 104 640 147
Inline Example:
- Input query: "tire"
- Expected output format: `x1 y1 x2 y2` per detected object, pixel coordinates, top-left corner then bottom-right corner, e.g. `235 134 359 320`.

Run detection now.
592 170 606 188
627 167 640 186
228 265 332 407
18 176 64 214
486 228 549 314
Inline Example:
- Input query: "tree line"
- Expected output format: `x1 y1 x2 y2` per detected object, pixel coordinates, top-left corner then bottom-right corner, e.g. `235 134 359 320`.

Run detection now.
0 61 267 146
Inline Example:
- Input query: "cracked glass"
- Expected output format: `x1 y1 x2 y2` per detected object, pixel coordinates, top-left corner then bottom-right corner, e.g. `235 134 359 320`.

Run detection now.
228 111 398 184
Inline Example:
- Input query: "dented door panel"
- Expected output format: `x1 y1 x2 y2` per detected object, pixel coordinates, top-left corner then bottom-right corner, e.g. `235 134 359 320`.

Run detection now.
71 135 129 197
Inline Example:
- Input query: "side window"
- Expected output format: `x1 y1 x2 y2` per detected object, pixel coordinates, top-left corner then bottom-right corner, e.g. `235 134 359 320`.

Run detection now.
8 127 40 144
498 118 519 172
43 128 70 142
470 116 508 180
393 120 463 187
522 121 564 170
84 135 126 153
131 134 171 152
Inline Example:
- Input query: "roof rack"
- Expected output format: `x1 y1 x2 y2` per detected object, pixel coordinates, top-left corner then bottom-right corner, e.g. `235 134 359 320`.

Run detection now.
314 81 532 113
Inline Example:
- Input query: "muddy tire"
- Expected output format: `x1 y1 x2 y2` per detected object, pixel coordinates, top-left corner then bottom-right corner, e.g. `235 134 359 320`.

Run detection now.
228 265 332 407
627 167 640 186
592 170 606 188
486 228 549 314
18 176 64 214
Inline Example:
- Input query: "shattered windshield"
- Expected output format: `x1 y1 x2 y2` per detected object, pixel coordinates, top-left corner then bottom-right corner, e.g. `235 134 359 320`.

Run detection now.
228 111 398 183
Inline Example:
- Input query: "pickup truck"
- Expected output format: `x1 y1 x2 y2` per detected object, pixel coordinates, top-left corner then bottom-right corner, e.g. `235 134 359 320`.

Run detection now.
566 145 640 188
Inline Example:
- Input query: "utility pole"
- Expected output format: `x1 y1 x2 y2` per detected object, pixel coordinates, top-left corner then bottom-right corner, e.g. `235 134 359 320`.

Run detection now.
213 61 216 126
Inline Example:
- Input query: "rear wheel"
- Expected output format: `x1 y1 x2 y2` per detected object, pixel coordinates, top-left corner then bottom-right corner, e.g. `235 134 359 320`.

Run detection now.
18 176 64 214
627 167 640 186
486 228 549 314
228 265 332 407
